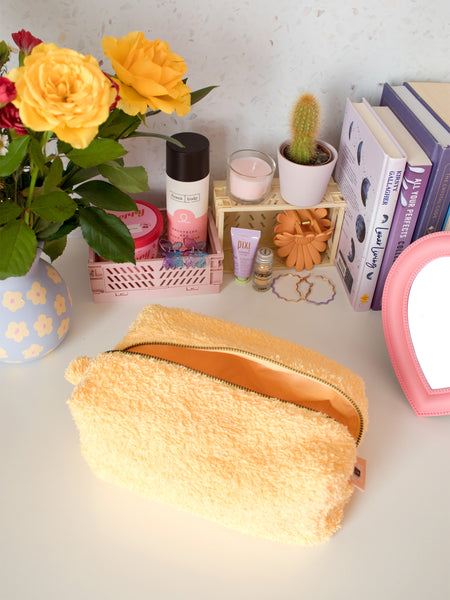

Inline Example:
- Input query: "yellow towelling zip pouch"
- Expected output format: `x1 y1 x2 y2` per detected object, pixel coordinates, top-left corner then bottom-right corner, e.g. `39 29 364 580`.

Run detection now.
66 304 368 545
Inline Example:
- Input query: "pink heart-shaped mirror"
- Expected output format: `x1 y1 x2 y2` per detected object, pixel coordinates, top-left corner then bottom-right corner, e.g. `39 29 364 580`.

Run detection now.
382 231 450 416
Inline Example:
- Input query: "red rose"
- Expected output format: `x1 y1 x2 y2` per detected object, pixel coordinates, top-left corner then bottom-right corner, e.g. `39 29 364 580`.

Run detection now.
0 102 27 135
11 30 43 55
0 76 17 104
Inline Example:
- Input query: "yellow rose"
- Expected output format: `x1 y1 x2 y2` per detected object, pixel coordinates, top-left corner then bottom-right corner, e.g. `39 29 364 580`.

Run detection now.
7 43 116 149
102 31 191 117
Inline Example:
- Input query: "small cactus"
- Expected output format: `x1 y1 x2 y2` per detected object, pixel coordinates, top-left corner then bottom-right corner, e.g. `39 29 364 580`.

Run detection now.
287 93 321 165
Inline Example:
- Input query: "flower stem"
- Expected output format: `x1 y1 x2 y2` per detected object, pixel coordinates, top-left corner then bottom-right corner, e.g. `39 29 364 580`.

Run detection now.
24 165 39 226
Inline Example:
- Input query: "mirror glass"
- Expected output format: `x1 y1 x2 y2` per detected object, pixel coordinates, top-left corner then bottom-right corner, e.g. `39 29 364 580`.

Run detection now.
408 256 450 390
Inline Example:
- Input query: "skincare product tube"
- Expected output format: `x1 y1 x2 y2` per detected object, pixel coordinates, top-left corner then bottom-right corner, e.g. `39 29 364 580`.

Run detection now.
230 227 261 283
166 132 210 249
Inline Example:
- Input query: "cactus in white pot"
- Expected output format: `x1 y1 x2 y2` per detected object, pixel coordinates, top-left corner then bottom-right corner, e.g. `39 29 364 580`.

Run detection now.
286 92 321 165
277 92 337 207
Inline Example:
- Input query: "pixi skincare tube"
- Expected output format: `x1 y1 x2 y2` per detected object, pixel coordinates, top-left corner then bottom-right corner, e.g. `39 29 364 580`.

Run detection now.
230 227 261 283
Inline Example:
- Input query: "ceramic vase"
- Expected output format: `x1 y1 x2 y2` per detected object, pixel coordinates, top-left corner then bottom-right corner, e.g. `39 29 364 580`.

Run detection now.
0 249 72 363
277 140 338 207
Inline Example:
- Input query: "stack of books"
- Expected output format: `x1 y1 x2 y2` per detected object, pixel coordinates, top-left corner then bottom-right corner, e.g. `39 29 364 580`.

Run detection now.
381 82 450 240
334 82 449 311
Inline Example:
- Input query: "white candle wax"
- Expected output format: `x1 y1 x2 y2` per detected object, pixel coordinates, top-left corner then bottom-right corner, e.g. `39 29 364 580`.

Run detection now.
228 156 273 201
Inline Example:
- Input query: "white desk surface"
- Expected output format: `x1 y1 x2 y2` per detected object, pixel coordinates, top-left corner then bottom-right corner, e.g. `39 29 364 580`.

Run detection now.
2 238 449 600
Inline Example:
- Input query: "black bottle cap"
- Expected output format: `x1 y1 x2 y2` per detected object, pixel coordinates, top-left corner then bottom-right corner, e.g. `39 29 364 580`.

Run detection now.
166 132 210 182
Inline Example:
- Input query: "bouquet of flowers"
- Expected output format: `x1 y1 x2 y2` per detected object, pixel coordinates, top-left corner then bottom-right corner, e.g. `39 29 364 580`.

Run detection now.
0 30 214 279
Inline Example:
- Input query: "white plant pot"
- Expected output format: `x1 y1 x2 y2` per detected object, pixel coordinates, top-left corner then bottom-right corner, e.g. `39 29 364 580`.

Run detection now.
277 140 338 207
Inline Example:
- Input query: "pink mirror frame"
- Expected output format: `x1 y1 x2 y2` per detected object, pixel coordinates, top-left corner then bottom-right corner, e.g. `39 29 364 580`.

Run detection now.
382 231 450 416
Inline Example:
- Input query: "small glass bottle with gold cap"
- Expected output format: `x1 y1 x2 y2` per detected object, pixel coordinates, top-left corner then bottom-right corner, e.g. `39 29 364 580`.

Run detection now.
252 247 274 292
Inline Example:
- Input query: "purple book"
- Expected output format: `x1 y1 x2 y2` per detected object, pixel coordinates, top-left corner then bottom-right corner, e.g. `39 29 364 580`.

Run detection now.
370 106 432 310
380 83 450 239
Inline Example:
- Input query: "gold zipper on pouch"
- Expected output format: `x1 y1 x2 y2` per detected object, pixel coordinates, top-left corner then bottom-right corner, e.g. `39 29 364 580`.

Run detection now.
113 342 365 445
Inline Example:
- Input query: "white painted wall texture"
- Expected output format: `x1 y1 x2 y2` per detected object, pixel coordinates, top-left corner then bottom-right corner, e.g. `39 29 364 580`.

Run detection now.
2 0 449 196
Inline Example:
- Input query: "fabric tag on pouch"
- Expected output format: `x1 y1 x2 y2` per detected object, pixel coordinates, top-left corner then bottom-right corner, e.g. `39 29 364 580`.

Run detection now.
350 457 367 491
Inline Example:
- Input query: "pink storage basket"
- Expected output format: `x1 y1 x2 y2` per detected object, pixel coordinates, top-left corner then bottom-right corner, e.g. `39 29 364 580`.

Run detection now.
88 210 223 302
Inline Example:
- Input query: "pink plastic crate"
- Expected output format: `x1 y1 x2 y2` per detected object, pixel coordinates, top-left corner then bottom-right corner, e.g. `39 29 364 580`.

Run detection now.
88 211 223 302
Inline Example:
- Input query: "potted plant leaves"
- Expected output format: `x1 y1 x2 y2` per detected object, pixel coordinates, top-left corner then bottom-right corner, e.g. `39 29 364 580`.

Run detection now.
277 92 337 207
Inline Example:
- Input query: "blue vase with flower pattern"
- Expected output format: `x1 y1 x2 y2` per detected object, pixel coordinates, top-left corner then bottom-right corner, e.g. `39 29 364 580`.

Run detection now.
0 249 72 363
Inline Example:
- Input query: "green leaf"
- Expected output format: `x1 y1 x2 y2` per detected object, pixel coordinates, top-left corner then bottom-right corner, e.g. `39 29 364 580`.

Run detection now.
67 138 127 168
43 236 67 262
28 137 47 174
190 84 218 106
31 191 78 222
97 162 149 193
0 135 30 177
0 40 11 68
62 165 100 189
0 220 37 279
42 157 64 193
57 140 72 155
75 180 138 211
33 218 64 240
98 108 142 139
0 201 22 225
41 216 80 242
78 206 136 263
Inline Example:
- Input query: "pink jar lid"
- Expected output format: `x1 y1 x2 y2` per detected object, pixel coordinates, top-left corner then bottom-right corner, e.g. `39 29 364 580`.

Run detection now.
111 200 164 250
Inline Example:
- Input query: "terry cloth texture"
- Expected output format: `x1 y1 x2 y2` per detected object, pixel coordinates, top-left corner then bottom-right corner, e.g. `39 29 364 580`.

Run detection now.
66 305 368 545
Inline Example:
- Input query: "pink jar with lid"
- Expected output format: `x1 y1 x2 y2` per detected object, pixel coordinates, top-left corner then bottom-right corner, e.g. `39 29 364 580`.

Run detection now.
110 200 164 261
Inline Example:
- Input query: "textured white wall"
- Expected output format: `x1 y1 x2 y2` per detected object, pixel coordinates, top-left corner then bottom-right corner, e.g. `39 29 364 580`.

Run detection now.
2 0 449 197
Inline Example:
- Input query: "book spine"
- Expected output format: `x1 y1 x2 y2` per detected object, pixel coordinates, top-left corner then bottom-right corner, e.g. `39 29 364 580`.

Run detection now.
380 83 450 238
337 161 405 311
355 163 404 310
371 161 432 310
412 156 450 238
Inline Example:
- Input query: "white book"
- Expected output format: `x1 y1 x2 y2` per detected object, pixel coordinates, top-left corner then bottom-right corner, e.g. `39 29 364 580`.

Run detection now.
334 98 406 311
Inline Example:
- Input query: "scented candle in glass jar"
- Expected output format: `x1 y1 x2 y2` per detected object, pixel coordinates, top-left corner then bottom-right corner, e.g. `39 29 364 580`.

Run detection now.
227 150 275 205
